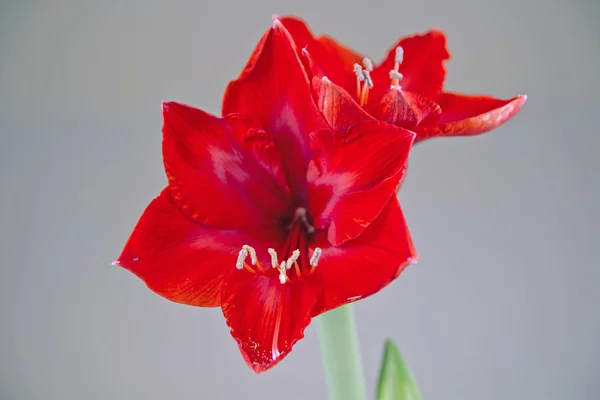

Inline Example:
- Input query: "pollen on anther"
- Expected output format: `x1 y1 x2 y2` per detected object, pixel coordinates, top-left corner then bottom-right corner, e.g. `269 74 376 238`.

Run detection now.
389 70 403 83
278 262 288 284
310 247 322 267
268 248 279 269
362 57 373 72
242 245 257 265
285 249 300 270
354 63 365 81
362 70 374 88
236 248 248 270
395 46 404 64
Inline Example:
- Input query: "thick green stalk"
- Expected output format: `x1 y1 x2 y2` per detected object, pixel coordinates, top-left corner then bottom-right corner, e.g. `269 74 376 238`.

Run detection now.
316 304 366 400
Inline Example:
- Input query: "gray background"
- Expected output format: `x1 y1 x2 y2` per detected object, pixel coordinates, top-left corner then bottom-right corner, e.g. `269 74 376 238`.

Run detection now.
1 0 598 399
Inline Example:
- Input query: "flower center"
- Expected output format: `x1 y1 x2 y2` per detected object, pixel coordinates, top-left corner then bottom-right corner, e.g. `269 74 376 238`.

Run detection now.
354 57 374 106
235 207 321 284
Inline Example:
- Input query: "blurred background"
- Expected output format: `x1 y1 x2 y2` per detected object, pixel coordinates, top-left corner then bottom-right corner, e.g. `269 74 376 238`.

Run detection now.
1 0 598 399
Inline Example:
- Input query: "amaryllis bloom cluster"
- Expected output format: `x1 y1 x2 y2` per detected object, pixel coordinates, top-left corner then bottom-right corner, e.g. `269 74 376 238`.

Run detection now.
115 20 417 372
114 15 526 373
279 17 526 141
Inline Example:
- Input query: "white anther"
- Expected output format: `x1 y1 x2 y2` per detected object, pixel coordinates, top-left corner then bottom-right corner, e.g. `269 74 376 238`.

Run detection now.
236 248 248 270
395 46 404 64
278 262 288 284
309 247 322 267
285 249 301 270
362 57 373 72
362 70 374 88
241 245 257 265
268 248 279 269
389 70 403 81
354 63 365 81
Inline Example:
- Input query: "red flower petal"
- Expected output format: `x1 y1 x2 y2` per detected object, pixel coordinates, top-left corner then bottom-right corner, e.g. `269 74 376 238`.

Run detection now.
222 19 328 200
225 114 290 193
114 189 281 307
162 102 290 228
417 93 527 140
371 30 450 101
312 76 374 132
307 121 415 246
311 198 417 315
367 87 442 130
280 16 362 94
221 272 317 373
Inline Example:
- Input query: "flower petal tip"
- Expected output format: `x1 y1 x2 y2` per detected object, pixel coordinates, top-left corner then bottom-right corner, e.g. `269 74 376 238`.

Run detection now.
161 101 175 112
250 362 270 374
505 94 528 117
271 15 283 28
111 260 121 267
429 28 447 39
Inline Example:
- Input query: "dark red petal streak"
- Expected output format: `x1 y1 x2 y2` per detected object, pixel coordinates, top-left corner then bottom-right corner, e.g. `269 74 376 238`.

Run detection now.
311 198 417 315
222 20 328 201
312 76 375 132
115 189 280 307
225 114 290 193
371 30 449 100
307 122 415 246
418 93 527 140
221 272 317 373
280 16 363 94
162 102 289 228
367 87 441 129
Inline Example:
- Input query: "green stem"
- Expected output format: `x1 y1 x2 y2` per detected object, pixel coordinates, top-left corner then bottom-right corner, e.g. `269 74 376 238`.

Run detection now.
316 303 366 400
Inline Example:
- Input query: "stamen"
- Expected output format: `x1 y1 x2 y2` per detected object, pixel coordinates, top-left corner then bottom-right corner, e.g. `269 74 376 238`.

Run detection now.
359 70 373 105
236 248 248 270
308 247 322 275
309 247 322 267
294 261 304 282
354 63 365 99
285 249 300 270
278 261 288 284
391 46 404 87
295 207 315 233
395 46 404 64
268 248 279 269
235 246 258 274
362 57 373 72
362 70 373 89
354 63 365 81
236 246 317 283
389 70 403 88
236 245 265 273
241 245 257 265
389 70 403 81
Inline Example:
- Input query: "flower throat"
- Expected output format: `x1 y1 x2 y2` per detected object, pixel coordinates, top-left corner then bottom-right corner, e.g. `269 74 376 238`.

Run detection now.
235 207 321 284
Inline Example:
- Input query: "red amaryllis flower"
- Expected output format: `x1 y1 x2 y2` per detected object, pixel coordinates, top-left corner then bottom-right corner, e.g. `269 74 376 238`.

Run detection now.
279 16 527 142
114 19 417 373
